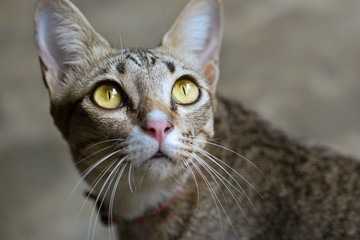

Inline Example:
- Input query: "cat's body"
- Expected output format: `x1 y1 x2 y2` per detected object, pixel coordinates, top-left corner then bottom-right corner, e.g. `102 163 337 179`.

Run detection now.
34 0 360 239
210 98 360 239
111 97 360 240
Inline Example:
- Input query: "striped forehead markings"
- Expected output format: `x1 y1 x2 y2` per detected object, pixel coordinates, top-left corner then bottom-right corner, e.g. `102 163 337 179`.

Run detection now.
121 48 160 67
126 54 141 67
164 61 175 73
150 57 156 65
116 49 178 75
117 62 126 74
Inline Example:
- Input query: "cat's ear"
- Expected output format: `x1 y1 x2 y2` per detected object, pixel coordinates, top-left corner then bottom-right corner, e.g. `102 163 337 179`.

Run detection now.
34 0 111 101
161 0 222 92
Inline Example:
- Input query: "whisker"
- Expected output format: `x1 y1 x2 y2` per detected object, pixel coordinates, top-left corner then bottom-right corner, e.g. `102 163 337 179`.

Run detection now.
92 158 128 240
188 152 240 239
74 145 113 166
191 152 251 223
108 163 128 240
131 163 136 191
192 144 262 204
83 138 126 154
137 171 147 190
189 152 231 211
91 163 120 240
192 138 262 175
168 170 182 185
88 156 128 240
67 159 117 240
188 156 225 239
118 30 123 50
128 163 134 193
67 148 124 201
104 167 122 240
183 160 200 205
181 136 262 200
86 160 118 240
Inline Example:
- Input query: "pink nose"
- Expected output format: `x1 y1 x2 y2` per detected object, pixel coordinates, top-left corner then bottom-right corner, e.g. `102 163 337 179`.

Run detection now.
142 120 173 146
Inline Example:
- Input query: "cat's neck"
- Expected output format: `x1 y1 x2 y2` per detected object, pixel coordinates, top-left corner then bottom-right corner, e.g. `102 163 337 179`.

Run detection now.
108 174 185 220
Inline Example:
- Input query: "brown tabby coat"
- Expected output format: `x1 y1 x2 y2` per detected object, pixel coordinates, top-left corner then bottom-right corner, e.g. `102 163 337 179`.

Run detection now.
35 0 360 239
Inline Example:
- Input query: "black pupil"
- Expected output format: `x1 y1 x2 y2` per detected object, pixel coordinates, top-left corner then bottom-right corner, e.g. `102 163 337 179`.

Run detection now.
182 85 187 95
107 89 111 100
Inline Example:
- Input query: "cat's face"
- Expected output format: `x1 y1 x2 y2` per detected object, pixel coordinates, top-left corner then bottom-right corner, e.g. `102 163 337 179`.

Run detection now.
35 0 222 187
64 47 214 181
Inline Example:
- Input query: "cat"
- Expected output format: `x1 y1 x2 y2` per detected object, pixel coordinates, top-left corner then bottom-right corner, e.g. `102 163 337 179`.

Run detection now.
34 0 360 239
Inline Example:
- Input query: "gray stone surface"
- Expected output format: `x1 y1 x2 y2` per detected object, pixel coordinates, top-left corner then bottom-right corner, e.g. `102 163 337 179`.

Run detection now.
1 0 359 239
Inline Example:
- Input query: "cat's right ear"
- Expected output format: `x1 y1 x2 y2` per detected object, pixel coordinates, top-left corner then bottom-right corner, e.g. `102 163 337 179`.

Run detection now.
34 0 110 102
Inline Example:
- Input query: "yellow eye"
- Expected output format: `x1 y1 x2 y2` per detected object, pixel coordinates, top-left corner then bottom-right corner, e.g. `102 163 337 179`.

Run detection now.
92 84 122 109
172 79 200 104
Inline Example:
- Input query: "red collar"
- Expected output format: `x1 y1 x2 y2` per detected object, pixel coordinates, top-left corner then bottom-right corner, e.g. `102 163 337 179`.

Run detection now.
133 190 181 222
85 189 181 225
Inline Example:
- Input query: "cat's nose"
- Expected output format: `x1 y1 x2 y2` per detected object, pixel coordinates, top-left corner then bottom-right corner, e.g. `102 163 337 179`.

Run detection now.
142 119 173 146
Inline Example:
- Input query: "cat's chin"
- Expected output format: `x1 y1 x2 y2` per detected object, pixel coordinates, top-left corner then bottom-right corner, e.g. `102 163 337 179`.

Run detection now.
142 157 174 173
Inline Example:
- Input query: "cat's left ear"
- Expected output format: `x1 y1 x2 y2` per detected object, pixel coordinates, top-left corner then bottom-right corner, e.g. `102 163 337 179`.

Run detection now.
162 0 222 93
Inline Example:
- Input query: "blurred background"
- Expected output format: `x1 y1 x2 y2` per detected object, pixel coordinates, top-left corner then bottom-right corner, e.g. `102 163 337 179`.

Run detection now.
1 0 360 239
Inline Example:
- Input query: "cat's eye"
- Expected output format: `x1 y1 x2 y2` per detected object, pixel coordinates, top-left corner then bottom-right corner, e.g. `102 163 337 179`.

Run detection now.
92 84 122 109
172 79 200 104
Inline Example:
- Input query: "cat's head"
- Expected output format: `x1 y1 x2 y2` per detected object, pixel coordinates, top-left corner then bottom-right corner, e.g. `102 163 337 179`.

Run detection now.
35 0 222 184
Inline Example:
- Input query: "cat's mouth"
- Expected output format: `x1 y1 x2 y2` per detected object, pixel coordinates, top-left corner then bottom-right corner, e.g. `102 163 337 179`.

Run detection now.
150 151 172 161
153 151 166 158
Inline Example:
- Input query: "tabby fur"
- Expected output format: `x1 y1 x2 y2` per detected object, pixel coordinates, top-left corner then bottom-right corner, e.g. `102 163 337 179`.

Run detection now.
34 0 360 239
